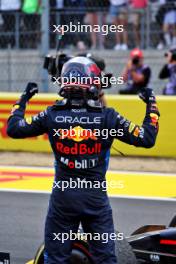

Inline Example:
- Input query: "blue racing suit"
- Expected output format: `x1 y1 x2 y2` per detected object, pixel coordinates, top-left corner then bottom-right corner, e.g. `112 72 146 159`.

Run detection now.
7 95 159 264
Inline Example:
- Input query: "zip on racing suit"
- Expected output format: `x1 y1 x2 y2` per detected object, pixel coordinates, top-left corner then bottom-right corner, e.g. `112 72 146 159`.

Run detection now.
7 83 159 264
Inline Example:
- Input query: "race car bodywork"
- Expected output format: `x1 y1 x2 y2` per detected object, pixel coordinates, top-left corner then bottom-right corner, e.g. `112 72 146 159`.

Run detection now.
26 235 137 264
26 215 176 264
129 225 176 263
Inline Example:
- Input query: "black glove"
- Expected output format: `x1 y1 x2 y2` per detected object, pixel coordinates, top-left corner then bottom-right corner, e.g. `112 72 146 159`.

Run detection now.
139 88 156 104
17 82 38 107
139 88 160 116
21 82 38 101
10 83 38 117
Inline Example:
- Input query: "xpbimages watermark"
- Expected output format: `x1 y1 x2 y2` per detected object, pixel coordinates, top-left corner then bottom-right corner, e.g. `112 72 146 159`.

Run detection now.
52 75 124 87
53 127 124 140
53 22 124 36
53 178 125 191
53 230 124 243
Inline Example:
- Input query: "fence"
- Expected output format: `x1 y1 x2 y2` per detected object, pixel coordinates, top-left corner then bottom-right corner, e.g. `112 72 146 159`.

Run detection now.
0 1 175 92
0 3 169 50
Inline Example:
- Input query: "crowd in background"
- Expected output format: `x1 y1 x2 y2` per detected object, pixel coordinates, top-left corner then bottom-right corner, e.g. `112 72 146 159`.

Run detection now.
0 0 176 50
119 47 176 95
0 0 176 95
0 0 41 48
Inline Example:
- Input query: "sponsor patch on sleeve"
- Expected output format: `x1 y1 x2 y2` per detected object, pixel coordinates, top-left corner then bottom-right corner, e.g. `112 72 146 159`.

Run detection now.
25 116 33 125
150 113 159 127
139 127 144 138
19 119 26 127
128 122 136 133
124 121 130 128
133 126 140 137
11 104 19 114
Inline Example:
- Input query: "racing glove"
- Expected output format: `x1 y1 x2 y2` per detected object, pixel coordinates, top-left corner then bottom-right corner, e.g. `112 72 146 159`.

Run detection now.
139 88 156 104
139 88 160 116
17 82 38 107
10 82 38 117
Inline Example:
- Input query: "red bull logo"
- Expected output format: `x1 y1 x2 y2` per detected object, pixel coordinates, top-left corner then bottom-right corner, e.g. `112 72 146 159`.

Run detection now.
56 142 101 155
59 126 98 142
150 113 159 127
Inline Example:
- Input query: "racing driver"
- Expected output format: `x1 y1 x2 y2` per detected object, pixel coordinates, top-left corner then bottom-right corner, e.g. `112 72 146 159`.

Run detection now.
7 56 160 264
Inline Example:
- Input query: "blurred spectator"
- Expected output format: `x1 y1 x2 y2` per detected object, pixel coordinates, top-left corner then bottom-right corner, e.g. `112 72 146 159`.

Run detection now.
108 0 128 50
0 0 21 48
50 0 62 48
155 0 165 50
85 0 109 49
59 0 86 50
130 0 148 48
119 48 151 94
159 47 176 95
21 0 41 49
156 0 176 50
56 0 64 8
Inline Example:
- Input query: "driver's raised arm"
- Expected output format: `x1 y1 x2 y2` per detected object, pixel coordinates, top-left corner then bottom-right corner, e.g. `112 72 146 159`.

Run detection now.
7 83 48 138
110 89 160 148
